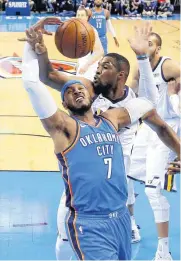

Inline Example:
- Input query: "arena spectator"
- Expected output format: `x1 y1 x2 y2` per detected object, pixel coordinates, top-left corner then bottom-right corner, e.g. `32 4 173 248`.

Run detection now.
29 0 35 10
0 0 2 10
142 0 157 16
157 0 174 16
103 0 112 12
112 0 121 14
121 0 131 15
131 0 143 15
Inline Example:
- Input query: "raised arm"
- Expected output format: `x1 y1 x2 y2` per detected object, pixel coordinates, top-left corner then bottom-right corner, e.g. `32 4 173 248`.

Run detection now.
25 19 94 95
128 22 159 106
25 28 76 91
102 22 180 158
22 42 77 153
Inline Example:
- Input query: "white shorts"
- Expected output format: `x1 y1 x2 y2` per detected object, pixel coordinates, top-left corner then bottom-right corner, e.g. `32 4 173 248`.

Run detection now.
128 118 180 191
57 191 69 240
128 123 150 182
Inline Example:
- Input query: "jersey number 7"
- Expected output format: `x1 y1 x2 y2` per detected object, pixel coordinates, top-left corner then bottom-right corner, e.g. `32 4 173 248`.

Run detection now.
104 158 112 179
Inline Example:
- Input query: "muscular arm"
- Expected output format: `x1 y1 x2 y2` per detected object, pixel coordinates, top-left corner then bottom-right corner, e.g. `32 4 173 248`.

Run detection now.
142 109 180 157
163 59 180 115
102 97 180 157
30 30 95 96
22 42 76 152
102 97 154 130
37 49 70 90
162 59 180 87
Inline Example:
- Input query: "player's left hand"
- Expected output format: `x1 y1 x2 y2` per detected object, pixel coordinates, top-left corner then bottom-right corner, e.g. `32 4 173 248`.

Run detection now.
128 22 152 55
114 37 119 47
167 160 181 175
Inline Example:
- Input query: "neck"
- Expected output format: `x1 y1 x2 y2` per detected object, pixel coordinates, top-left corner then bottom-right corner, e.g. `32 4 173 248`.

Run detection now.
73 109 97 125
149 55 161 69
95 6 102 11
106 84 125 101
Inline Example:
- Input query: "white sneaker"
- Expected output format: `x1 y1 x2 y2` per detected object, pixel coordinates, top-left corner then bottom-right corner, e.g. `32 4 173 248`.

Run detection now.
153 251 173 260
131 226 141 243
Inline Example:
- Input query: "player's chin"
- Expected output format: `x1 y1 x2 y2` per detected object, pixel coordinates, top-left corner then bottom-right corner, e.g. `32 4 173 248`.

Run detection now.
74 100 89 108
93 80 101 91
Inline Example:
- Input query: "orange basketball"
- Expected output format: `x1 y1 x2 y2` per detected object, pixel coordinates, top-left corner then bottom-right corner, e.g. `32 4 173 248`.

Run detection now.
55 18 95 59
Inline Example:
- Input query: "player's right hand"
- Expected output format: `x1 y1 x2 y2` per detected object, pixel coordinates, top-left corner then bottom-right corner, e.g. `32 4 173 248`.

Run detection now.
32 17 63 35
25 28 47 54
128 22 152 56
18 17 63 41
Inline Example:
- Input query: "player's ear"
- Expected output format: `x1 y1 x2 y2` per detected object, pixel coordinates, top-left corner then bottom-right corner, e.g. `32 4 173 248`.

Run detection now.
62 101 68 110
156 46 161 53
117 71 125 80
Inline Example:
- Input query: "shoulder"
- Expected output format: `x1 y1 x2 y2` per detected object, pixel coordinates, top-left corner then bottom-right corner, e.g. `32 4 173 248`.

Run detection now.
162 59 180 80
162 58 179 70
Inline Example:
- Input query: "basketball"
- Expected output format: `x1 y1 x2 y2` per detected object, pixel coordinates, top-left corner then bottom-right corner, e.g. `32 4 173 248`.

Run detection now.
55 18 95 59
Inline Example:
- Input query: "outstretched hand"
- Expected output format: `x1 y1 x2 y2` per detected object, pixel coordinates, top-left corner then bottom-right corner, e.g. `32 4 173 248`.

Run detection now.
128 22 152 56
31 17 62 35
18 17 62 41
25 28 47 54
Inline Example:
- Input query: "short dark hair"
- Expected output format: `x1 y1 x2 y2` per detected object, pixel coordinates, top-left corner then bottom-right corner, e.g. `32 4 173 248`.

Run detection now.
150 32 162 47
105 53 130 80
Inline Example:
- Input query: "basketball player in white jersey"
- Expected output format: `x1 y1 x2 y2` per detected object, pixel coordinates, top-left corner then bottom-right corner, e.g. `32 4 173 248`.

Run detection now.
129 32 180 261
91 84 141 244
75 6 104 81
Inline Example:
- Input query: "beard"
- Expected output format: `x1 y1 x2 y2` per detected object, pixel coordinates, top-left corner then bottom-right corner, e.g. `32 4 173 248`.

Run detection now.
67 101 92 116
93 82 112 97
95 3 102 7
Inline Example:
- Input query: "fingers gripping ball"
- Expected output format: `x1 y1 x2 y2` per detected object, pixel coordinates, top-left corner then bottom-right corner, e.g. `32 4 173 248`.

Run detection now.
55 18 95 59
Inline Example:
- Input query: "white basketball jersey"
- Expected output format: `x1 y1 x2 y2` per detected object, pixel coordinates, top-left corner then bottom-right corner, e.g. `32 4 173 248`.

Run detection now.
153 56 179 119
92 86 138 156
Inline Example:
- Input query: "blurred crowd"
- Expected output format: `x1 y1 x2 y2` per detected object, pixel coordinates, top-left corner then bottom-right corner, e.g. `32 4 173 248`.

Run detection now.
0 0 177 17
101 0 175 17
